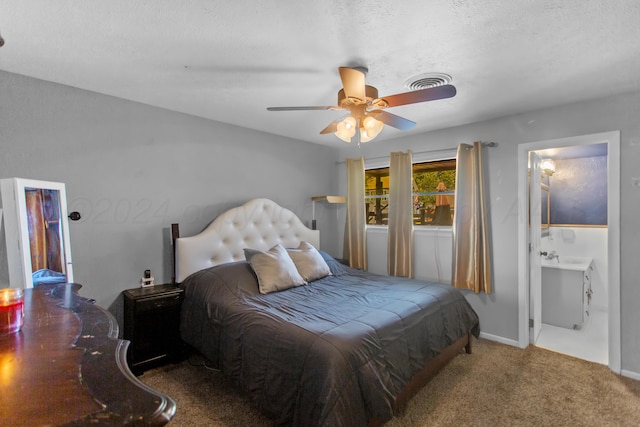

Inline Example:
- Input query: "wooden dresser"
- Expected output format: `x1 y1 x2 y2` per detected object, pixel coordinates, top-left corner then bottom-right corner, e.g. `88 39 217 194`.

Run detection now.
0 283 175 425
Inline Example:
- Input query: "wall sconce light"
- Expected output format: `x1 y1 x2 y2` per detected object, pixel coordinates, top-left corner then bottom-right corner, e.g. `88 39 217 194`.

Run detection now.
541 159 556 176
311 195 346 230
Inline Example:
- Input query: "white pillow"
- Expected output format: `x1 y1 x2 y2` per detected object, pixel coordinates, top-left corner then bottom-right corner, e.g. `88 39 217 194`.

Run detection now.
287 241 332 282
244 244 306 294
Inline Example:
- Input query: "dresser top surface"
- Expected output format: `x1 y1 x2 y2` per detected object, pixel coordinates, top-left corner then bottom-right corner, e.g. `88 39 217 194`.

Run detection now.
0 283 175 425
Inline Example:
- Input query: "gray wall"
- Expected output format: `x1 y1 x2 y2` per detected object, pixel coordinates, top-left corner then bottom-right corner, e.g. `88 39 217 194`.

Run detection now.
3 69 640 375
0 70 340 323
336 89 640 374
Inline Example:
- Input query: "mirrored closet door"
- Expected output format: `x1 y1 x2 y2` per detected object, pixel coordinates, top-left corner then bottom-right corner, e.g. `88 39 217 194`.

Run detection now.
1 178 73 288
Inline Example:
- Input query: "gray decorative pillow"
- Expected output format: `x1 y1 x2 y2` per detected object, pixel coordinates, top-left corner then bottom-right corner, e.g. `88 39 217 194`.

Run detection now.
244 244 306 294
287 241 332 282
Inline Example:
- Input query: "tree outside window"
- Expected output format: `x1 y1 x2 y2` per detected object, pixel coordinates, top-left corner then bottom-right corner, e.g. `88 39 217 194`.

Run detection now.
365 159 456 226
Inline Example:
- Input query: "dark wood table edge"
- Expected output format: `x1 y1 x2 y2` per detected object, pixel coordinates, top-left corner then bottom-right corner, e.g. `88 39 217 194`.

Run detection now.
49 283 177 426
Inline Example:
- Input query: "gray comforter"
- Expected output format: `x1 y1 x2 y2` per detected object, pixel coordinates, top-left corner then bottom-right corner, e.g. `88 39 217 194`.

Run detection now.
180 253 479 426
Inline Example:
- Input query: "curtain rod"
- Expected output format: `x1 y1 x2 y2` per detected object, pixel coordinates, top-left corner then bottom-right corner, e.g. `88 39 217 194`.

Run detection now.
336 141 497 164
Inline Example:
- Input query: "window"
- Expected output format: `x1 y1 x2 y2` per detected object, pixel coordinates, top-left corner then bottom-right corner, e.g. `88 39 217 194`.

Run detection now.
365 159 456 226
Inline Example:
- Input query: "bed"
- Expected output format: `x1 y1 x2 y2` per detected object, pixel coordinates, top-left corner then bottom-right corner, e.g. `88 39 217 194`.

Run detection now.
175 198 479 426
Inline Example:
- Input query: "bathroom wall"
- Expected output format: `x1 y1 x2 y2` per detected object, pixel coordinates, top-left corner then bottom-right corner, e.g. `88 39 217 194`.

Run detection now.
542 227 608 311
550 156 607 226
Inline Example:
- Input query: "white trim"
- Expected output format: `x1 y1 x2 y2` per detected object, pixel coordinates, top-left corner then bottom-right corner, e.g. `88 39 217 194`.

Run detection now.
413 226 453 235
621 370 640 381
517 145 530 349
479 332 521 347
364 157 390 170
517 131 621 371
412 148 457 164
365 225 453 235
607 136 621 374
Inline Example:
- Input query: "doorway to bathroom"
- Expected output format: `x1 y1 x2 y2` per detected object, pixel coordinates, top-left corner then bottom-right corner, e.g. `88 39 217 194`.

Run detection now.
517 131 620 373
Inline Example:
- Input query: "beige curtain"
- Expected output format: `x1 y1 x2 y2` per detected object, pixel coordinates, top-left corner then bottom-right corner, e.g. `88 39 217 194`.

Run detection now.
344 157 367 270
388 151 414 277
452 141 492 293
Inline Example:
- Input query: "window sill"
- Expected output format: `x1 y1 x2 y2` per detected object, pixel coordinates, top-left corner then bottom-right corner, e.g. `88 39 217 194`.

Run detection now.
366 225 453 235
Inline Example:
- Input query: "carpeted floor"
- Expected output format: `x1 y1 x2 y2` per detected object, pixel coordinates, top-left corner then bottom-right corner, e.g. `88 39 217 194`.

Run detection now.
140 338 640 426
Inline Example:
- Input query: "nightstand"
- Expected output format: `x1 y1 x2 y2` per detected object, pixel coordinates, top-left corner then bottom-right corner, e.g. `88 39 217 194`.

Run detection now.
123 284 184 374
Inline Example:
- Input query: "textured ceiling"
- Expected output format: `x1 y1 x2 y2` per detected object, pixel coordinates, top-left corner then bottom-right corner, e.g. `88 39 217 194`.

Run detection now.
1 1 639 148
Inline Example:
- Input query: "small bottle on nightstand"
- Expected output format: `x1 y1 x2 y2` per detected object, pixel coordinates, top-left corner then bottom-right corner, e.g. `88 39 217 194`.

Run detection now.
140 269 155 287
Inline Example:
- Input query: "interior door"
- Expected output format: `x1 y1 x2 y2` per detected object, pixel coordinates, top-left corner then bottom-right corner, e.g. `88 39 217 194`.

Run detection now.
529 152 543 343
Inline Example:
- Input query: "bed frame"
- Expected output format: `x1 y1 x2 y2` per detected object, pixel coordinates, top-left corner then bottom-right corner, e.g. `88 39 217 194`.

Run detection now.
370 333 472 426
173 198 472 425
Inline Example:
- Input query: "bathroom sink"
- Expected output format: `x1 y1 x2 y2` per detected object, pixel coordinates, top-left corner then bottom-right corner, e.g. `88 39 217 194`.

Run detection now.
541 256 592 271
561 256 590 264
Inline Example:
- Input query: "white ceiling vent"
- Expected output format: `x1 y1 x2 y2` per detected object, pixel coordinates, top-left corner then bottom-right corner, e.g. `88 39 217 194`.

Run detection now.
404 73 452 91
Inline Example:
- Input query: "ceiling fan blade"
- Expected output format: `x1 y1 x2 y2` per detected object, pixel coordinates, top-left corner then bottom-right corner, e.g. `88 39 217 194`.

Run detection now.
380 84 457 108
320 121 339 134
369 110 416 131
267 106 337 111
339 67 366 101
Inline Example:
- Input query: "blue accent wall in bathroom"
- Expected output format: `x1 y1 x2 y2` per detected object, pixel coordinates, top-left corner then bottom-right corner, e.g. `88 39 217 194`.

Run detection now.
549 156 607 225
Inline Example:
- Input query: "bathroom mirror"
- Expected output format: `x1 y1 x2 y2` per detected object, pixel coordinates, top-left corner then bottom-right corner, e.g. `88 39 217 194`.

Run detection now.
0 178 73 288
541 183 550 231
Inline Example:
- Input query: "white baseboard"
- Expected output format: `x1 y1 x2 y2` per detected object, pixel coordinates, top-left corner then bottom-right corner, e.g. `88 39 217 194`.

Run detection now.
478 332 520 347
621 369 640 381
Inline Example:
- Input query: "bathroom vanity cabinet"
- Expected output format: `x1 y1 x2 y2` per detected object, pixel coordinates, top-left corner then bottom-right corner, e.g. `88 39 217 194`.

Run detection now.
541 258 592 330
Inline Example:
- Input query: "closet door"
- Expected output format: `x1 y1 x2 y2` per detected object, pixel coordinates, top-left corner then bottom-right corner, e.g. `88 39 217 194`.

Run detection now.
1 178 73 288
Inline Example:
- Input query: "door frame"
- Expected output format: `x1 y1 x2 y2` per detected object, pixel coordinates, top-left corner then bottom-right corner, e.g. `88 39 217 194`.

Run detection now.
528 152 543 344
517 131 620 373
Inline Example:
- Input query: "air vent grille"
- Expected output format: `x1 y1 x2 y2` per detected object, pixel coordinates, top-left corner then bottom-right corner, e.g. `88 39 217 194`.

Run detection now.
404 73 452 91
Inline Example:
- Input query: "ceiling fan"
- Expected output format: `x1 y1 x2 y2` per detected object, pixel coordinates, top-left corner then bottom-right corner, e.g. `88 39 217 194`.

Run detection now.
267 67 456 144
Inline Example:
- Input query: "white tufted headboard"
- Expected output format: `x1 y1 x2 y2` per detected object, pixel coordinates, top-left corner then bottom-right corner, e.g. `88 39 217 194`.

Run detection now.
175 198 320 283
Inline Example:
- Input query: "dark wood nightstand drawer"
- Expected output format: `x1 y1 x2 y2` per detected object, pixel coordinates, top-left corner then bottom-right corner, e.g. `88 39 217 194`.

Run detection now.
136 293 182 312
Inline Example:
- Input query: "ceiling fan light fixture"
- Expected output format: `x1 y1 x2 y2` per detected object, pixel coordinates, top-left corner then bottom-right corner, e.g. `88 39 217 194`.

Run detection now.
267 67 457 144
360 116 384 142
335 116 357 142
359 130 375 143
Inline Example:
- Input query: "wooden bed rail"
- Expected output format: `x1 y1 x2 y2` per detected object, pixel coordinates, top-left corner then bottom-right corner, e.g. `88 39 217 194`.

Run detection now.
368 332 474 427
